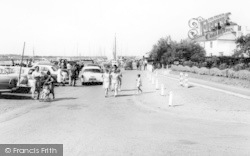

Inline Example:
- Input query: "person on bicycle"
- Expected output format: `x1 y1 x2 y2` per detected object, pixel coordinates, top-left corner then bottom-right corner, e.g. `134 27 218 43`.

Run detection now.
32 66 42 100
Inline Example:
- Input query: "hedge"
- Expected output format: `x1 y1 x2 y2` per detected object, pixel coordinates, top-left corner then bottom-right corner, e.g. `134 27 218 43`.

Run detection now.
171 65 250 81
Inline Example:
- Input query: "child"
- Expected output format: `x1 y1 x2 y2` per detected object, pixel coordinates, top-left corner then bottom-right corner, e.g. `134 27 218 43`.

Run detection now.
136 74 142 94
40 84 50 101
102 69 111 97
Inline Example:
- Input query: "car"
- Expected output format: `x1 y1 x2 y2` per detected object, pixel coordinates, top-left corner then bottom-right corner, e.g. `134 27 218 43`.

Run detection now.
0 66 32 94
79 66 103 85
124 61 133 70
31 64 59 82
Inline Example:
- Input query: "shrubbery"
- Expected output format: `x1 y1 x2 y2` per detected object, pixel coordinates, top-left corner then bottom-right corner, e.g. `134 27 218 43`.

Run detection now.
171 65 250 81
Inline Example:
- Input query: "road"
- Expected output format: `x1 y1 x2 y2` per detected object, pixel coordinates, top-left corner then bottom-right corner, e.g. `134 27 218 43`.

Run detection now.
0 70 249 156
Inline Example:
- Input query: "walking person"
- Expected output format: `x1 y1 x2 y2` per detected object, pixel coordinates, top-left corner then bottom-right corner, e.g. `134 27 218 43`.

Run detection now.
117 69 122 91
136 74 143 94
111 69 120 97
45 71 55 99
102 69 111 97
32 66 42 99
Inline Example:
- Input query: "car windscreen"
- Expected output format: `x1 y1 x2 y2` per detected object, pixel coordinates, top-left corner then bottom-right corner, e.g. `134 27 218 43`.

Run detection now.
0 67 26 74
83 69 101 73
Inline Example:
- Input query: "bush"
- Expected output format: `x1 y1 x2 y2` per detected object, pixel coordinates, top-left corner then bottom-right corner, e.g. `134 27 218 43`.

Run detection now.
170 64 250 81
198 67 209 75
233 63 244 71
227 69 237 78
238 70 250 81
183 61 194 67
192 66 199 74
219 63 228 70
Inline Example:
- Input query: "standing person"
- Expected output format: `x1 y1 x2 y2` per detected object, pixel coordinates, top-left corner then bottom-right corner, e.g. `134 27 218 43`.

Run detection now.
144 59 147 70
67 62 72 85
136 60 139 70
57 67 63 86
32 66 42 99
111 69 120 97
117 69 122 91
136 74 143 94
102 69 111 97
70 64 77 86
45 71 55 99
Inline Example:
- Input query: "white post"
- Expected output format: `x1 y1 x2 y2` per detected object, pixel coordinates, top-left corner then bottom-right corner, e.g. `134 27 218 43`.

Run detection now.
179 72 184 86
184 73 189 88
160 84 165 96
169 91 173 107
155 79 159 90
151 77 155 85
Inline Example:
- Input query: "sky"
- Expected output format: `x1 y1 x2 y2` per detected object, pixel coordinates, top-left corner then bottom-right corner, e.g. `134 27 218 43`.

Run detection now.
0 0 250 57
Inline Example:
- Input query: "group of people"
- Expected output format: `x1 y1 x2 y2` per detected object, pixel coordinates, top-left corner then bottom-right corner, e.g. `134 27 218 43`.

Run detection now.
29 61 143 100
31 66 55 100
136 59 147 70
57 60 81 87
102 65 142 97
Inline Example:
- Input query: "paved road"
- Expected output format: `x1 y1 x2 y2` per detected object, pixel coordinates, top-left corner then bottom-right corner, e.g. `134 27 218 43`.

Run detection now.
0 70 249 156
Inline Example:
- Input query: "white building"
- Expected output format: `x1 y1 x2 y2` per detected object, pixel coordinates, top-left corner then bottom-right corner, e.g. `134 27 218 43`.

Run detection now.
195 25 250 57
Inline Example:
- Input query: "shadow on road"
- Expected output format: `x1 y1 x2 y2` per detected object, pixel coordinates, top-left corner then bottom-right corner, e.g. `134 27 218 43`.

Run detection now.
121 89 137 91
52 97 77 102
117 94 135 97
0 94 32 100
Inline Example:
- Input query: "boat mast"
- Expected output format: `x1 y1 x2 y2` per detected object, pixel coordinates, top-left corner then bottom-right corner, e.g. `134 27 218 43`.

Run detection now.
19 42 26 82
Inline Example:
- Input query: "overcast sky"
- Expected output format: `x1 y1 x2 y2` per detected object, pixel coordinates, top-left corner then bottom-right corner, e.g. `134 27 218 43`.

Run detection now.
0 0 250 57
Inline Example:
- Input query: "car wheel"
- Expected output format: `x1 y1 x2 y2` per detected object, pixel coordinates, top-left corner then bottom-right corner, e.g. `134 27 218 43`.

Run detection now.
82 82 85 85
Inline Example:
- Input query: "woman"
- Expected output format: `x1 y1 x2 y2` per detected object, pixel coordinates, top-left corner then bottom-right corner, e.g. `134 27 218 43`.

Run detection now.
111 69 120 97
32 66 42 99
102 69 111 97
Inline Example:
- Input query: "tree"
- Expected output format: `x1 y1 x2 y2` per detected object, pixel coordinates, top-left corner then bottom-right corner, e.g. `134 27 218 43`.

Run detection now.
234 34 250 57
149 36 206 66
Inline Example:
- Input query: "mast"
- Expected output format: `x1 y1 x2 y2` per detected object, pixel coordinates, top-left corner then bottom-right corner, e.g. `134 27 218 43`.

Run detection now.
113 34 117 61
19 42 26 83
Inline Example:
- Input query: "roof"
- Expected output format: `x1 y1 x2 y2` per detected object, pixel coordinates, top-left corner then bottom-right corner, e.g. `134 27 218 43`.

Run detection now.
82 66 101 70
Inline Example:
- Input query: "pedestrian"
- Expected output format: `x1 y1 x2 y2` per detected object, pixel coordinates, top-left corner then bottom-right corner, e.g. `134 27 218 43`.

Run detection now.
70 64 77 86
45 71 55 99
111 68 120 97
136 60 139 70
32 66 42 99
117 69 122 91
102 69 111 97
136 74 142 94
61 69 68 86
67 62 72 85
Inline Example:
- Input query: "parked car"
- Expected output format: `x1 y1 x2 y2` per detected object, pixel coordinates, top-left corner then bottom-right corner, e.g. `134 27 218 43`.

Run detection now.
124 61 133 70
79 66 103 85
31 64 59 82
0 66 32 94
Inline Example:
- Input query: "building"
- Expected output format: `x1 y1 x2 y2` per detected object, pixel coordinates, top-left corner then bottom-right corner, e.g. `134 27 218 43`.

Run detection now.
189 13 250 57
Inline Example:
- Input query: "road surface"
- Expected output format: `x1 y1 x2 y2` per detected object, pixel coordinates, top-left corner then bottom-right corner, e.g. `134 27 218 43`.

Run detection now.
0 70 249 156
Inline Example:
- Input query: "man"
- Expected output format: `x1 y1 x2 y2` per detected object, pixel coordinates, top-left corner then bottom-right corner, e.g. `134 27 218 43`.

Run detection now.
32 66 42 99
70 64 77 86
67 62 72 85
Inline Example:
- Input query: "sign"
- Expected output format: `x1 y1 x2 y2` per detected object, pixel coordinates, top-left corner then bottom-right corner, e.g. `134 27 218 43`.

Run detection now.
188 13 235 40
